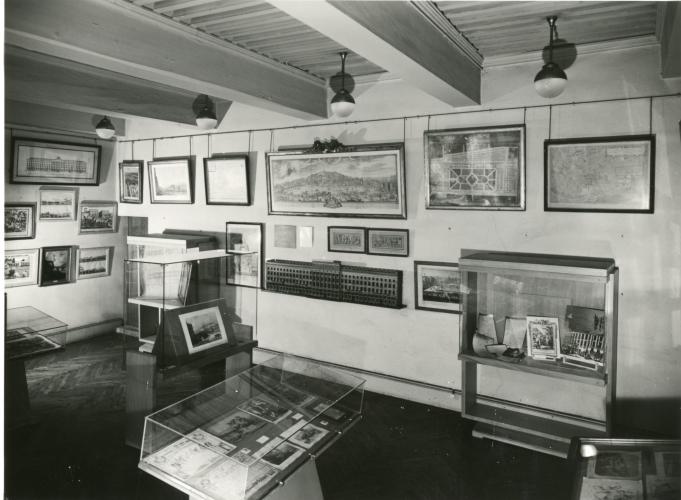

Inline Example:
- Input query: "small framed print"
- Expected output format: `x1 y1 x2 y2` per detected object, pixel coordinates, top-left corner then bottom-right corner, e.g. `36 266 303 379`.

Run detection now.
328 226 366 253
5 203 36 240
5 249 40 287
226 222 264 288
367 228 409 257
39 187 78 221
39 245 74 286
526 316 561 360
79 201 118 234
119 160 143 204
77 247 113 279
204 155 250 205
177 304 230 354
414 261 461 313
148 157 194 204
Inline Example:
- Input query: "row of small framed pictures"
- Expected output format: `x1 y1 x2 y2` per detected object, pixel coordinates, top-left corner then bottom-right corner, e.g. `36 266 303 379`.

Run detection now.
5 246 114 288
5 191 118 240
328 226 409 257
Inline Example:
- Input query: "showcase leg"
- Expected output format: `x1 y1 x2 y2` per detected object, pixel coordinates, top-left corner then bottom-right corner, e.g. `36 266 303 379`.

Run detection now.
267 459 324 500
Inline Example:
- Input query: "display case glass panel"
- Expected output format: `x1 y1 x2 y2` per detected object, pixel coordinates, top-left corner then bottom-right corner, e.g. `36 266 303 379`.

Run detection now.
5 306 67 359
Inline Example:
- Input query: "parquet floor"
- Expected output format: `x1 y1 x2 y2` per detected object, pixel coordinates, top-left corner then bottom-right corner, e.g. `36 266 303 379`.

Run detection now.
5 333 571 500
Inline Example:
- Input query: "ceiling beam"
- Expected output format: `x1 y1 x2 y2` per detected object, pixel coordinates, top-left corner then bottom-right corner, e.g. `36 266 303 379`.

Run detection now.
5 0 328 119
658 2 681 78
268 0 481 107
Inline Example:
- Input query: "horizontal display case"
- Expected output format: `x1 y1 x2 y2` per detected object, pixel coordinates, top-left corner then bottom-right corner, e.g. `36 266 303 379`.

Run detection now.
139 353 365 500
458 250 619 458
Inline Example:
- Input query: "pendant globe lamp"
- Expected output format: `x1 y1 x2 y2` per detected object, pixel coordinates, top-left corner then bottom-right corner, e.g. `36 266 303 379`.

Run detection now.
534 16 568 98
195 95 218 130
330 51 355 118
95 116 116 139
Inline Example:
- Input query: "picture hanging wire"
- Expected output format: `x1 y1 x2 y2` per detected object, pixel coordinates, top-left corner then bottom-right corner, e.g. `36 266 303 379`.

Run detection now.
548 105 553 140
247 130 252 156
649 96 653 135
523 107 527 126
403 117 407 143
131 141 135 160
269 129 274 152
152 138 157 159
189 135 193 157
427 115 431 132
208 133 212 158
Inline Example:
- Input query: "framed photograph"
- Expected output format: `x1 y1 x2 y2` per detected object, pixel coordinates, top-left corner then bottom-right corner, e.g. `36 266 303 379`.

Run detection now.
39 187 78 221
226 222 263 288
288 424 329 449
414 261 461 313
5 203 36 240
266 143 406 218
77 246 113 279
526 316 561 360
425 125 526 210
148 157 194 204
79 201 118 234
367 228 409 257
204 155 250 205
328 226 366 253
178 304 230 354
254 439 304 470
544 135 655 213
4 249 40 287
39 245 74 286
10 137 101 186
119 160 143 204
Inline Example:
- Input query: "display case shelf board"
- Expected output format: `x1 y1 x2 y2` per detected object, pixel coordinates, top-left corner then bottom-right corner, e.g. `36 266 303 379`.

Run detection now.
128 297 184 310
472 423 571 458
127 249 228 265
458 354 607 386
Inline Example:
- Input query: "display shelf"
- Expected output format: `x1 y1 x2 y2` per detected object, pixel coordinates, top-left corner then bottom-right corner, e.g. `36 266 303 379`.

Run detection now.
127 297 185 310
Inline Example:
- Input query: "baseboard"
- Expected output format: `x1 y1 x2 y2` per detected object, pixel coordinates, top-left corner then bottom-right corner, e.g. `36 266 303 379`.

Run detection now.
66 318 123 344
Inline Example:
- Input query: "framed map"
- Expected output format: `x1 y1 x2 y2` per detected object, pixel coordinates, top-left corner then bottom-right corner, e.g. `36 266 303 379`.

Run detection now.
545 135 655 213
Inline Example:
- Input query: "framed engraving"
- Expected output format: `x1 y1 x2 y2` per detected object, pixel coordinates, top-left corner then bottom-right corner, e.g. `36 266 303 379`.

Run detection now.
545 135 655 213
119 160 143 204
39 245 74 286
204 155 250 205
10 137 100 185
5 203 36 240
148 157 194 204
328 226 366 254
414 261 461 313
79 201 118 234
526 316 561 360
367 228 409 257
39 187 78 221
178 304 229 354
77 247 113 279
5 249 40 287
425 125 525 210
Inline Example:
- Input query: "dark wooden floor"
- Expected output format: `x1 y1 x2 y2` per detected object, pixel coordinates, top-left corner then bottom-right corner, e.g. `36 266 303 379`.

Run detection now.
5 333 572 500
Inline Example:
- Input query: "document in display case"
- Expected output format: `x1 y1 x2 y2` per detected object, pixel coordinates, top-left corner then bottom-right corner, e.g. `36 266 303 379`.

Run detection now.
139 353 365 500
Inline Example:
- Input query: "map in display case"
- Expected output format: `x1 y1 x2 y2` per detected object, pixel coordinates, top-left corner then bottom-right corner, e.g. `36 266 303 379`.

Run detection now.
139 353 365 500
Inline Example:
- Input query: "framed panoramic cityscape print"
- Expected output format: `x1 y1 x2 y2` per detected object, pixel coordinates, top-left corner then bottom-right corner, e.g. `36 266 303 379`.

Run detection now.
265 143 406 218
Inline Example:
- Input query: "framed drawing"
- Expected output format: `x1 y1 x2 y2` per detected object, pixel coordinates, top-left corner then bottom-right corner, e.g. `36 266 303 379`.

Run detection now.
5 203 36 240
10 137 101 185
367 228 409 257
328 226 366 253
77 247 113 279
39 187 78 221
274 225 297 248
526 316 561 360
5 249 40 287
425 125 525 210
544 135 655 213
39 245 74 286
204 155 250 205
178 303 230 354
79 201 118 234
226 222 263 288
266 143 406 218
414 261 461 313
148 157 194 204
119 160 143 204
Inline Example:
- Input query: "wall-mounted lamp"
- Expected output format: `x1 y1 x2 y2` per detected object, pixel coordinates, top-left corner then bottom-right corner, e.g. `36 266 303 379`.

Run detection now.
195 95 218 130
534 16 568 98
330 51 355 118
95 116 116 139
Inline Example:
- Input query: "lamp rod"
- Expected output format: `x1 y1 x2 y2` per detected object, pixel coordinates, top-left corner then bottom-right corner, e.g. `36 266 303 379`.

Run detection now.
547 16 557 62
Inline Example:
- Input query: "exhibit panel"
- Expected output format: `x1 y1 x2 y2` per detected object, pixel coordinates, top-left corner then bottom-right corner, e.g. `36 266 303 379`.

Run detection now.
139 353 365 500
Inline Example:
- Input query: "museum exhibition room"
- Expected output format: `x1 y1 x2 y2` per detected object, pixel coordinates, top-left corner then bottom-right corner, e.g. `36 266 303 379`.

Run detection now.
3 0 681 499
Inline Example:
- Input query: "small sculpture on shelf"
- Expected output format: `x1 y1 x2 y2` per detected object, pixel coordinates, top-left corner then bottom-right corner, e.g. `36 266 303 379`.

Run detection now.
304 138 349 154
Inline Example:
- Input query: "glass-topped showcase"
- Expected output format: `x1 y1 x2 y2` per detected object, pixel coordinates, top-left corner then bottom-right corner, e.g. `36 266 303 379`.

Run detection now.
139 353 365 500
5 306 67 360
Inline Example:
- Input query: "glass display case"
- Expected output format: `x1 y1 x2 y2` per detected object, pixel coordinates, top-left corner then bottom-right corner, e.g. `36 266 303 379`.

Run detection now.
458 250 619 458
568 438 680 500
139 353 365 500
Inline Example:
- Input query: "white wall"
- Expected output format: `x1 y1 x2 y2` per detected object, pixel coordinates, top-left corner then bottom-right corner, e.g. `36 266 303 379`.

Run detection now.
119 44 681 433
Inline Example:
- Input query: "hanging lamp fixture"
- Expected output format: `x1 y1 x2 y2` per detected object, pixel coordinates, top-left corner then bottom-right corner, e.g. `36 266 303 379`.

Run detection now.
95 116 116 139
534 16 568 98
330 51 355 118
195 95 218 130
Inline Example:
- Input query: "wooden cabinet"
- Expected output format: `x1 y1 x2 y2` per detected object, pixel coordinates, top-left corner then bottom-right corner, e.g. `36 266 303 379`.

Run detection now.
458 250 619 458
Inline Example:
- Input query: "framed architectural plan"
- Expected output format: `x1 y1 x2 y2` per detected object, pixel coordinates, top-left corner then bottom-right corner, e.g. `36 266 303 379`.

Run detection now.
119 160 143 204
425 125 525 210
148 157 194 204
545 135 655 213
266 143 406 218
5 203 36 240
414 261 461 313
5 249 40 287
204 155 250 205
367 228 409 257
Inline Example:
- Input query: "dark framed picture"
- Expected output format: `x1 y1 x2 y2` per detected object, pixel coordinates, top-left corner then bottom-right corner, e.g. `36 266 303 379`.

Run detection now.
39 187 78 221
5 248 40 287
544 135 655 213
5 203 36 240
10 137 101 186
77 246 113 279
424 125 526 210
78 201 118 234
225 222 264 288
39 246 74 286
266 143 406 218
328 226 366 253
204 155 250 205
119 160 143 204
414 261 461 313
148 157 194 204
367 228 409 257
